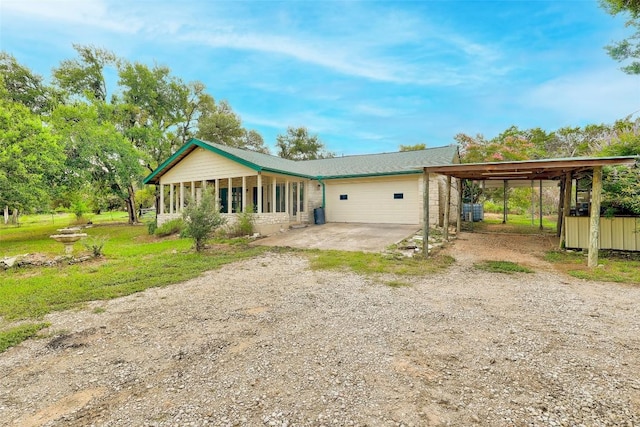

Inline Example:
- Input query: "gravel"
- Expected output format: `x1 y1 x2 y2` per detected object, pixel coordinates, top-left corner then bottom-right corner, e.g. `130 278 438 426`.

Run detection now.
1 233 639 426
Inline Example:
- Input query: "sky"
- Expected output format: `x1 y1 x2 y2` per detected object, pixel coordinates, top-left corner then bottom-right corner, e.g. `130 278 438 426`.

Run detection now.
1 0 640 155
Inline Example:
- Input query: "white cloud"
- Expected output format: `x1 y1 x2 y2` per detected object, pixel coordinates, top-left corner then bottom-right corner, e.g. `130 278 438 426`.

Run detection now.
525 67 640 125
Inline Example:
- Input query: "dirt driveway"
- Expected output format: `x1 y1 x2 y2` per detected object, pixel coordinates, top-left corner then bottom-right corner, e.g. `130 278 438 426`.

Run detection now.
1 233 639 426
253 223 419 252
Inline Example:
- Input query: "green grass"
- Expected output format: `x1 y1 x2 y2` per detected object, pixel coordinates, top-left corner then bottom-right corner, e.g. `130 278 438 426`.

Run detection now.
468 213 557 235
474 260 534 274
385 280 413 288
545 250 640 284
0 213 266 320
0 323 49 353
309 250 455 276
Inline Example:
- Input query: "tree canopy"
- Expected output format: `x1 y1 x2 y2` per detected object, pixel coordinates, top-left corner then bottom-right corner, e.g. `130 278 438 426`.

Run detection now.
276 126 333 160
601 0 640 73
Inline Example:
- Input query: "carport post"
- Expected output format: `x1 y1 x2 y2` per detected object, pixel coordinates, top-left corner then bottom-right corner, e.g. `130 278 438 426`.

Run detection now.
588 166 602 268
559 172 572 249
539 180 543 230
422 169 429 257
456 178 462 234
502 180 508 224
443 175 451 241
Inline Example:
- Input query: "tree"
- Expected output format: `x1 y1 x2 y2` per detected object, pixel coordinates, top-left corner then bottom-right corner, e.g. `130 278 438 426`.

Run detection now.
52 44 117 101
0 52 59 115
51 102 143 224
399 143 426 151
601 0 640 73
182 189 226 252
0 86 64 218
196 100 269 153
276 126 333 160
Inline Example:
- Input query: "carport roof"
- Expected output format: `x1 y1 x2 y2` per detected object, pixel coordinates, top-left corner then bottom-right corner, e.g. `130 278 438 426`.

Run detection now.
422 156 638 181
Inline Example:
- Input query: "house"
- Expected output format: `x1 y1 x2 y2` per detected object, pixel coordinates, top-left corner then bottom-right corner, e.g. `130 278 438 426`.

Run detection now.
143 138 460 234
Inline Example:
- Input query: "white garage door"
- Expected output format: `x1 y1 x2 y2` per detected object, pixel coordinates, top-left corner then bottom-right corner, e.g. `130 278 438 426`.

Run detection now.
325 177 420 224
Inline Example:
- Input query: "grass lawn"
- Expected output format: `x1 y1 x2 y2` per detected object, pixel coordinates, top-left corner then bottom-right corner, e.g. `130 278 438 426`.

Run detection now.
545 250 640 284
467 212 557 235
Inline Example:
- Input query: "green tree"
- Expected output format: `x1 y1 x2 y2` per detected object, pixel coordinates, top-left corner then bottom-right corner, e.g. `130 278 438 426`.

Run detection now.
399 143 427 151
276 126 333 160
0 87 64 217
601 0 640 73
182 189 226 252
0 52 59 114
51 102 143 223
196 100 268 153
52 44 117 101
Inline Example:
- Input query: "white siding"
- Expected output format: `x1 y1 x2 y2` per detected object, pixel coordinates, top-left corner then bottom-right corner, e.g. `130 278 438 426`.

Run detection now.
160 148 255 184
325 176 421 224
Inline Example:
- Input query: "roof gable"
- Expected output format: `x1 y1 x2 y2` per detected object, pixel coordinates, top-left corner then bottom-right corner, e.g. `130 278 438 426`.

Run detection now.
144 138 459 184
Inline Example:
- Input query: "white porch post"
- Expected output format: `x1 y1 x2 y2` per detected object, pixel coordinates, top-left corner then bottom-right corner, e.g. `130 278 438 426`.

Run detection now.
304 180 309 220
242 176 247 212
272 176 277 213
191 181 195 201
179 182 185 213
423 169 430 257
257 173 263 213
169 184 174 214
215 179 220 210
159 184 165 215
227 178 232 213
296 181 301 221
285 179 290 215
443 175 451 241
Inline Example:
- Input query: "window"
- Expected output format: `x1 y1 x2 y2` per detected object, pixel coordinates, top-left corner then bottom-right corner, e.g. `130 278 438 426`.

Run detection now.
340 194 348 200
394 193 404 199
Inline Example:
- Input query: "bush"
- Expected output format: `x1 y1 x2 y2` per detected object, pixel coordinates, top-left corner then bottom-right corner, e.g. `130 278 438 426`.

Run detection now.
154 218 184 237
182 190 226 251
147 221 157 235
82 236 107 257
228 204 255 237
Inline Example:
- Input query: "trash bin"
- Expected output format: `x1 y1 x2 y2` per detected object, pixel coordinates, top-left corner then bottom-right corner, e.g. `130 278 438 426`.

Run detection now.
313 207 325 225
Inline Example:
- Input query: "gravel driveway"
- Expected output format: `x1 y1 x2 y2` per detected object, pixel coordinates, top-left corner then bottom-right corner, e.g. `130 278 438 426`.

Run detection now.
1 233 639 426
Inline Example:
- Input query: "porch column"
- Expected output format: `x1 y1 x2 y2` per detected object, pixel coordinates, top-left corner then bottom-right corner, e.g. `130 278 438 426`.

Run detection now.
588 167 603 268
304 180 309 221
242 176 247 212
443 175 451 241
285 180 290 214
215 179 220 210
456 178 462 233
191 181 195 202
257 173 263 213
159 184 165 214
169 184 174 214
227 178 232 213
179 182 185 213
296 181 301 221
272 177 277 213
422 169 430 257
559 172 572 249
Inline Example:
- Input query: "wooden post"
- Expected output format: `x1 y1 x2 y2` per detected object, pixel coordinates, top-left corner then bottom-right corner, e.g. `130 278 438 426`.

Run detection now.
502 180 508 224
272 176 277 213
456 178 462 234
539 180 543 230
179 182 185 213
214 179 220 211
588 167 602 268
257 173 263 214
169 184 174 214
559 172 572 249
443 175 451 241
227 178 232 213
422 169 430 257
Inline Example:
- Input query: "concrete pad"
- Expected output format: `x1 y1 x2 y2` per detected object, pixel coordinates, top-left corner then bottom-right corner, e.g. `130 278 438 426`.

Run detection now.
252 223 420 252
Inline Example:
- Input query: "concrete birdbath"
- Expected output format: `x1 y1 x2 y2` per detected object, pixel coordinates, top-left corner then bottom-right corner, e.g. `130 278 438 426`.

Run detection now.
50 228 87 255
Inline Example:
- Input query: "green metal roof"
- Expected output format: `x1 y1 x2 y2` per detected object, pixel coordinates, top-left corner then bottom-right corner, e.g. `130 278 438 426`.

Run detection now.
143 138 459 184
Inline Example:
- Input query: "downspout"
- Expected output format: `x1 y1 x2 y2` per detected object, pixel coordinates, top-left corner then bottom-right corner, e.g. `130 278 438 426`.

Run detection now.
318 177 326 209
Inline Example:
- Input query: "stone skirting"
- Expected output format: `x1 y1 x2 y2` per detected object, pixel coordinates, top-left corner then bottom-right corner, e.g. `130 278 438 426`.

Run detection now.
157 212 297 235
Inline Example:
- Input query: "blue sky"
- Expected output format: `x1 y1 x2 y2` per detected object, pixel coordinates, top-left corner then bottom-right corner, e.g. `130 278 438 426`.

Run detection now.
2 0 639 155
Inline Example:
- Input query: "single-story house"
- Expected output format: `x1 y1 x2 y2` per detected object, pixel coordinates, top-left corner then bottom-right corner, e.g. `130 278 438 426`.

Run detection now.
143 138 460 234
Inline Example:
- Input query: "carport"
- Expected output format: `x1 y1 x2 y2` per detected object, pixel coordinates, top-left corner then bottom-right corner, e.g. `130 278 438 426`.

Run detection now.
422 156 638 267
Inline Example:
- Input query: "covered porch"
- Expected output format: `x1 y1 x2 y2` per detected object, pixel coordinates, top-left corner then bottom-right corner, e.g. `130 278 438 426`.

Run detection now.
157 173 312 235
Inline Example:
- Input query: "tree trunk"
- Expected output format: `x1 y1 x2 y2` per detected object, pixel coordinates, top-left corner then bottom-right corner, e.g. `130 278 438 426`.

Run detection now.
127 185 138 224
4 205 8 225
12 208 18 225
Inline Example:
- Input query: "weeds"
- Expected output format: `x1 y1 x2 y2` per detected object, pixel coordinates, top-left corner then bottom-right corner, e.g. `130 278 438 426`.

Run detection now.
474 260 534 274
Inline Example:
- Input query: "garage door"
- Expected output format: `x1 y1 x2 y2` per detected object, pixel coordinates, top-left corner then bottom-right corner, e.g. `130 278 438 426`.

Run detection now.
325 177 420 224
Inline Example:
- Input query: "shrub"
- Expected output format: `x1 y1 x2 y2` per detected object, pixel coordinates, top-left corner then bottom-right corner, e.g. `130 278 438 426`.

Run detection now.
147 221 157 235
182 190 226 251
82 236 108 257
228 204 255 237
154 218 184 237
